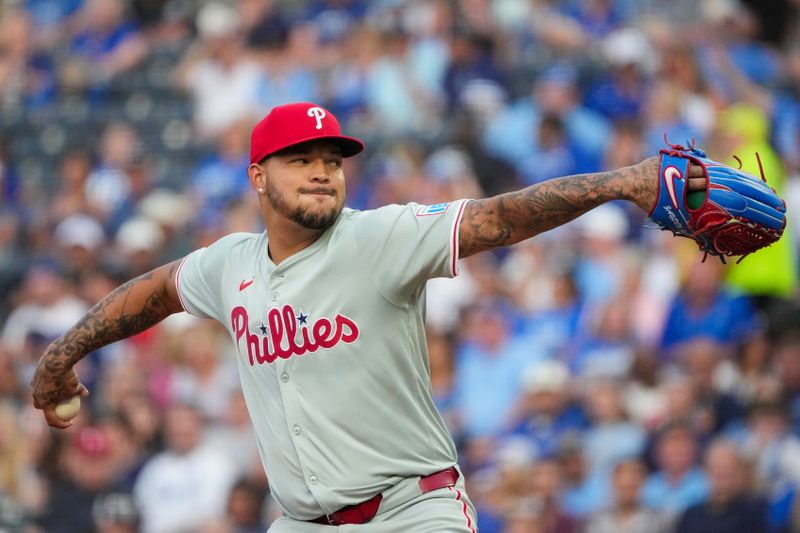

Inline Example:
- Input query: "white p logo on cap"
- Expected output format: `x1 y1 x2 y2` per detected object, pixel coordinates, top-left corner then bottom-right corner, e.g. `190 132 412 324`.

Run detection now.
307 107 326 129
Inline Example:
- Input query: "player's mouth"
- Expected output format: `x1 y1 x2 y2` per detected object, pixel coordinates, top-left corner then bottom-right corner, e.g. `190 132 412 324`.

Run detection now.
300 187 336 197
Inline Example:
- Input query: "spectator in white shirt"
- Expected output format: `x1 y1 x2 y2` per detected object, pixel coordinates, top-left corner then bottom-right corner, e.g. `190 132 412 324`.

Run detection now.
134 402 237 533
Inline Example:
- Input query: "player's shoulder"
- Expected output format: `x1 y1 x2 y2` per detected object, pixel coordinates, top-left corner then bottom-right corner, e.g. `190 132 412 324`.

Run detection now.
338 203 414 231
182 232 265 280
209 231 264 249
199 231 265 259
342 202 465 249
343 203 404 218
345 202 452 222
345 201 466 229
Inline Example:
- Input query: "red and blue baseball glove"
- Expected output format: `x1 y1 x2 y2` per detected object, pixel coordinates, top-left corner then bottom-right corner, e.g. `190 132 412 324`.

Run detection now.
648 141 787 262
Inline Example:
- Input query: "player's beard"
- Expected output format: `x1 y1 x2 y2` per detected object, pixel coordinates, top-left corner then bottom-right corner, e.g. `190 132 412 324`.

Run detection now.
266 180 342 230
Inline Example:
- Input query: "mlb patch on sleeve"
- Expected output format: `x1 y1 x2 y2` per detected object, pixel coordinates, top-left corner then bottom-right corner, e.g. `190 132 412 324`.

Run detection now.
416 202 451 216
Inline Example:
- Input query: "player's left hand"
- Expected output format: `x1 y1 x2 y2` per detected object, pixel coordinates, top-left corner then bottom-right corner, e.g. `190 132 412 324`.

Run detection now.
31 357 89 429
646 141 786 261
631 156 706 212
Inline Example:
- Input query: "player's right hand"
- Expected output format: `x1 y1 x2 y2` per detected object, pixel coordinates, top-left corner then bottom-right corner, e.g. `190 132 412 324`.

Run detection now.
31 357 89 429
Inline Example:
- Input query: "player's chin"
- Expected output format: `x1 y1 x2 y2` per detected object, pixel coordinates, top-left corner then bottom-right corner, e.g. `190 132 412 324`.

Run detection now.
293 205 341 230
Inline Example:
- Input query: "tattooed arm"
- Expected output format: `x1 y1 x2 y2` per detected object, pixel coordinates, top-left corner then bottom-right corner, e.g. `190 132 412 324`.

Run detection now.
459 157 705 257
31 260 184 428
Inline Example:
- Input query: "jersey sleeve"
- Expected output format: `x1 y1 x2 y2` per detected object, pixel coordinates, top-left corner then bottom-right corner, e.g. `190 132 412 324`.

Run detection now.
354 200 470 305
174 234 245 323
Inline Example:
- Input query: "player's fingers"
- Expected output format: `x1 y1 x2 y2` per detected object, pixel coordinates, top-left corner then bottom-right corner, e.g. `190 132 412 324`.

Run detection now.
42 406 74 430
688 164 706 179
687 177 706 192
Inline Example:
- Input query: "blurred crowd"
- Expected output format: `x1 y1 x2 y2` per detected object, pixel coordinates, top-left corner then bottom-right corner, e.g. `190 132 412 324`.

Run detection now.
1 0 800 532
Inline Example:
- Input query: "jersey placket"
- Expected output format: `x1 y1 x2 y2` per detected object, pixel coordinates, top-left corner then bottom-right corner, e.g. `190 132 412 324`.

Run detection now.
269 266 335 515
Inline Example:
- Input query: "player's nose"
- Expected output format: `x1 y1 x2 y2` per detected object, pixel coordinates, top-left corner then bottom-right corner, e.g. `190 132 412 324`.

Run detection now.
307 158 331 182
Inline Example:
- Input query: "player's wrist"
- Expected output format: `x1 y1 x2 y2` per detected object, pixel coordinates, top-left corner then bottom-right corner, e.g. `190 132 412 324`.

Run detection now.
31 356 72 401
627 157 660 212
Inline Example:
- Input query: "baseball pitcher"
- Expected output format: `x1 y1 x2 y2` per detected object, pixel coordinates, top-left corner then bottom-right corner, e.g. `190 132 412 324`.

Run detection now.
31 102 782 531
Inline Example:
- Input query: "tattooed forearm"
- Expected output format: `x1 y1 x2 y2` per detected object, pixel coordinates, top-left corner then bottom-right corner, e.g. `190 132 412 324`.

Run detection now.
459 159 659 258
32 261 182 407
42 261 182 368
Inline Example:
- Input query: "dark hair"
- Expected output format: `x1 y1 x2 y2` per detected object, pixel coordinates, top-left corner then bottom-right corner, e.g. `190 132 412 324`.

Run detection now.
747 400 788 420
655 421 695 442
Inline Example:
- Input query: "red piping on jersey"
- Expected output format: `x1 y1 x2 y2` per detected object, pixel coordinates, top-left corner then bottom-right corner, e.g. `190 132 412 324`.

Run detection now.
448 486 475 533
174 255 191 313
451 200 468 277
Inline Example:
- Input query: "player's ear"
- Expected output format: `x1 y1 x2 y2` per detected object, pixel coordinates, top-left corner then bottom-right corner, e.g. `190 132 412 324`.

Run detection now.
248 162 267 194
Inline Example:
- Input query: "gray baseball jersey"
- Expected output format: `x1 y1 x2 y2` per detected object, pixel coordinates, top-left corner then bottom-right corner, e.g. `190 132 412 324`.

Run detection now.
175 200 470 520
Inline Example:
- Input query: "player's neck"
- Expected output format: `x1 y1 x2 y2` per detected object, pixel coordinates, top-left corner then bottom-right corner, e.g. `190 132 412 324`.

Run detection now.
265 219 326 265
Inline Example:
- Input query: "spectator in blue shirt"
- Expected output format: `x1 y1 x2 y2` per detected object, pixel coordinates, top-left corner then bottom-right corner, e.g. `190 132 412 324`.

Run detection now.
582 380 646 477
641 80 701 155
559 0 623 41
558 436 611 519
518 113 579 186
253 23 321 114
697 5 781 100
443 30 507 115
584 62 646 122
660 259 759 356
69 0 148 102
642 423 709 516
570 296 637 380
515 268 582 360
302 0 367 45
26 0 83 28
481 62 611 175
453 300 537 439
189 121 251 224
584 28 654 122
506 359 588 459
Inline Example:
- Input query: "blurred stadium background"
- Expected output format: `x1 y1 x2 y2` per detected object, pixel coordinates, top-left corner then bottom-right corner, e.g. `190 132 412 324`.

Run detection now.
1 0 800 531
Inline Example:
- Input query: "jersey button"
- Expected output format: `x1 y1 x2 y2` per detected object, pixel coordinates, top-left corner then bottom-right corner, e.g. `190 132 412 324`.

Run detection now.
309 475 318 485
271 292 278 301
292 425 301 436
280 373 289 383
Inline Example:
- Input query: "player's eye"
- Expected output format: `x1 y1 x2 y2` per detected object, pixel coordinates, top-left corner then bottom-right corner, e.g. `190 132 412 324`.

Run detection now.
289 158 309 165
328 158 343 168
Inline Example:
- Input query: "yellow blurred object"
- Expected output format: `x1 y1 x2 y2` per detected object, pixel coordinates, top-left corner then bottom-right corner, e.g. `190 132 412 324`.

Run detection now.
716 104 796 298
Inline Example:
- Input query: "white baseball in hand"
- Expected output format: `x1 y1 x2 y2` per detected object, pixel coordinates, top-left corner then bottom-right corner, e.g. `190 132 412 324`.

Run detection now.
54 396 81 421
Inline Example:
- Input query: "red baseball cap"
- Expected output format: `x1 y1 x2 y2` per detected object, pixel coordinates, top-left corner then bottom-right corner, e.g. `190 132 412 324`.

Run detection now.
249 102 364 164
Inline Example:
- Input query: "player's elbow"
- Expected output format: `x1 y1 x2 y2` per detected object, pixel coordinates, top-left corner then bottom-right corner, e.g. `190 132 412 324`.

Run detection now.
159 260 186 314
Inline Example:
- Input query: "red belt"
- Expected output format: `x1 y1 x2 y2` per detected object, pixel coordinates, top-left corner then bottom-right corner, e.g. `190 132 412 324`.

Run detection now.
309 467 459 526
